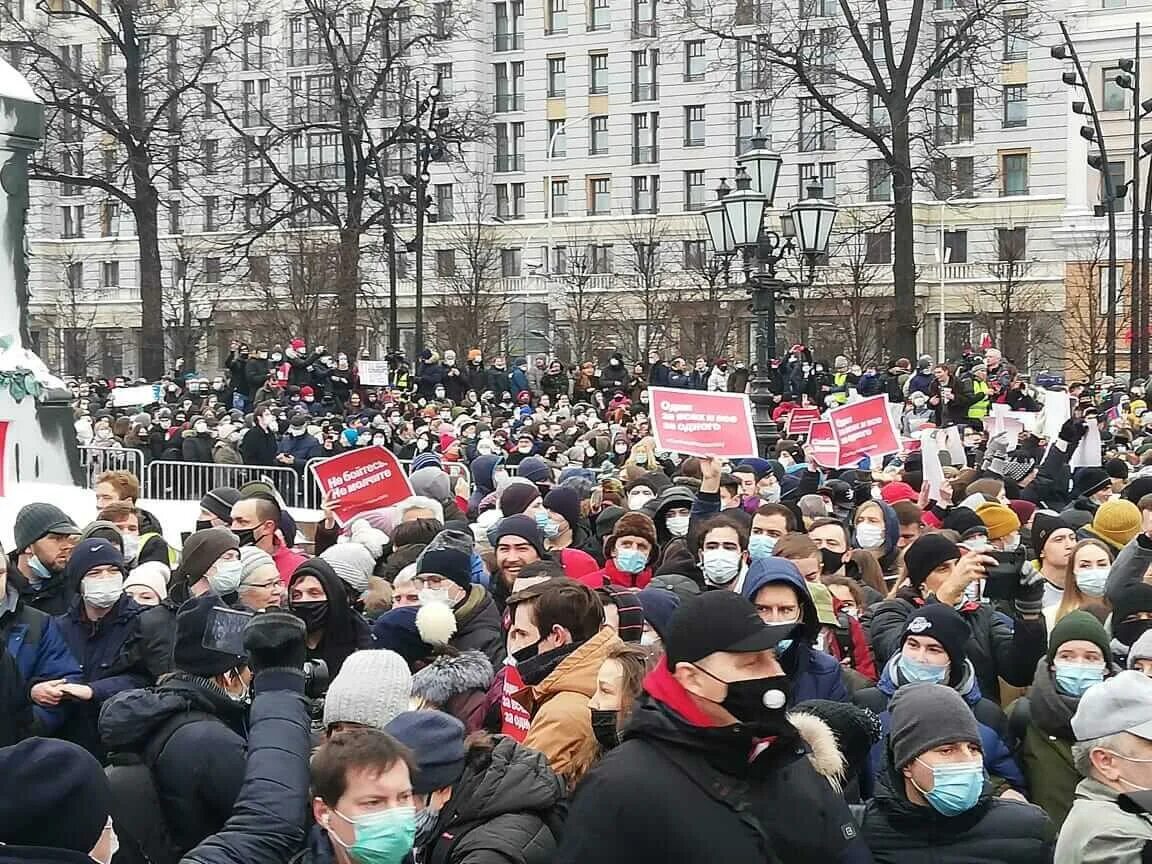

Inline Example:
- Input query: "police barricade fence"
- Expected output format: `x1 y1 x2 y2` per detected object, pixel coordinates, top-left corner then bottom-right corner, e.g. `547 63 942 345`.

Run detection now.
77 446 145 489
142 460 301 506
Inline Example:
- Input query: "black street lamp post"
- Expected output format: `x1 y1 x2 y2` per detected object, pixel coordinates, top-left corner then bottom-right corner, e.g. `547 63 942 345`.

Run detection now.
700 131 838 455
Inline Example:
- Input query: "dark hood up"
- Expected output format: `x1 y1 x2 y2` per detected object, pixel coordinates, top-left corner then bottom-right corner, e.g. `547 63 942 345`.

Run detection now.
98 673 246 752
289 558 373 677
450 736 564 823
740 557 818 642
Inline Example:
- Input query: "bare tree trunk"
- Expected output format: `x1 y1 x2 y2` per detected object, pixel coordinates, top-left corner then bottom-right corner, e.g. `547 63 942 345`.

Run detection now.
337 226 361 355
133 185 165 379
890 117 918 359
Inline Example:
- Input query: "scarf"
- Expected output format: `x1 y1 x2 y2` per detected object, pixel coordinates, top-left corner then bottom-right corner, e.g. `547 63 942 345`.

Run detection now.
1028 658 1078 741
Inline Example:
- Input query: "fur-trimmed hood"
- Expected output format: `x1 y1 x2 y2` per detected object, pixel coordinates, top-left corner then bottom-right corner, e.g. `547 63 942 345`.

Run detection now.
787 710 846 791
410 649 494 707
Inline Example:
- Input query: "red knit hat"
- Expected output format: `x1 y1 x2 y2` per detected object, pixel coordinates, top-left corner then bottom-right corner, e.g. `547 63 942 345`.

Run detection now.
880 482 918 505
290 338 305 350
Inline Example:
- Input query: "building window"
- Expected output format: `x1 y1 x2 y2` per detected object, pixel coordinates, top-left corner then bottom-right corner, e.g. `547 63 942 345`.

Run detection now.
1105 161 1127 212
683 239 707 270
168 200 182 234
551 178 568 216
204 196 218 231
99 201 120 237
61 204 84 238
684 105 705 146
864 231 891 265
1000 152 1029 196
632 0 656 37
1103 67 1129 111
632 175 659 213
547 56 566 96
589 244 612 273
588 176 611 214
736 36 769 91
800 0 836 16
203 258 221 284
632 112 658 163
248 255 270 283
434 183 454 221
684 169 706 211
242 20 269 70
632 49 658 102
203 138 218 174
435 63 454 98
799 97 833 151
799 162 836 199
494 62 524 112
202 82 216 119
997 227 1027 261
494 1 524 50
943 230 967 264
1002 84 1027 128
684 40 706 81
548 119 567 157
590 115 609 154
736 99 771 154
590 52 609 94
66 262 83 294
955 156 974 196
101 260 120 288
436 249 456 276
867 159 891 201
547 0 567 33
1003 15 1027 60
501 248 522 277
589 0 610 30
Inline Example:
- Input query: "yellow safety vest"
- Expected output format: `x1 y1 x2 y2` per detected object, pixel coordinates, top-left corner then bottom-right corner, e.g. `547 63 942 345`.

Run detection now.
832 373 849 404
967 379 990 420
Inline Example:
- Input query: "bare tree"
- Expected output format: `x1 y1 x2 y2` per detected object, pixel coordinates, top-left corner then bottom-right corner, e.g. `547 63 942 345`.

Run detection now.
552 229 621 364
614 218 676 360
1063 233 1129 382
677 248 744 361
220 0 487 355
49 253 101 375
675 0 1034 358
2 0 248 378
162 241 227 371
242 232 344 348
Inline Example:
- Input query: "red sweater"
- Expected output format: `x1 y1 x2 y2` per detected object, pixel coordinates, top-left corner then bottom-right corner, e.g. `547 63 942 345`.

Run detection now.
579 559 652 590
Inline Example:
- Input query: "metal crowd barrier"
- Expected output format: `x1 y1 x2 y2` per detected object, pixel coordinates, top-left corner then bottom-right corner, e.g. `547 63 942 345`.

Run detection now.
143 460 301 505
76 446 145 488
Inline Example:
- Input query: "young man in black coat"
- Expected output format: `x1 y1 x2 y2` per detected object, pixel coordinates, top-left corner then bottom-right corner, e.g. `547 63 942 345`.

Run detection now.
555 591 872 864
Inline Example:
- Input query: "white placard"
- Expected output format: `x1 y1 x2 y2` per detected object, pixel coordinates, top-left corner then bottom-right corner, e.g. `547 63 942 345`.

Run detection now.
358 360 390 386
109 384 161 407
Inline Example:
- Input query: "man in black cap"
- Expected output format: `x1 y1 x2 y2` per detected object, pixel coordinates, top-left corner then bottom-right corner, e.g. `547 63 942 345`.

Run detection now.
1031 512 1078 617
491 515 549 608
100 595 252 860
556 591 871 864
8 502 81 615
416 531 506 665
1063 466 1115 529
198 486 242 532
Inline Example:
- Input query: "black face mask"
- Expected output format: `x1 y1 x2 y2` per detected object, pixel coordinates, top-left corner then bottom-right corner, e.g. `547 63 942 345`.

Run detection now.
590 709 620 751
819 547 844 575
196 519 214 532
697 666 793 731
511 640 540 665
1115 617 1152 650
291 600 329 633
233 528 258 548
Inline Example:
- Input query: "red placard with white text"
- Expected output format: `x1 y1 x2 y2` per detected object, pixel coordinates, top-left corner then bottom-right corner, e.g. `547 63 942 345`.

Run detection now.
0 421 7 498
649 387 758 457
500 665 532 742
309 446 413 524
785 406 822 437
807 420 841 468
827 395 902 468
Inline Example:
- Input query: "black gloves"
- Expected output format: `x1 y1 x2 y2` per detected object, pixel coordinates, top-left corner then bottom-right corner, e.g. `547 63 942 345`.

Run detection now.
244 612 307 675
1058 418 1087 448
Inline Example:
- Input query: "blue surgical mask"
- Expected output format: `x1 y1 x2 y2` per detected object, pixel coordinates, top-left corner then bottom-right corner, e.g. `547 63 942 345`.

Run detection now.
701 549 743 586
760 486 781 504
1074 568 1109 598
535 510 560 539
615 549 648 574
749 534 777 560
1053 661 1106 697
914 760 985 816
898 654 949 685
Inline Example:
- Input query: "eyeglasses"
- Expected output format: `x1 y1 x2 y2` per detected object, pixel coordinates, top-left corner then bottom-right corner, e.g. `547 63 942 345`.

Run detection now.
243 580 281 590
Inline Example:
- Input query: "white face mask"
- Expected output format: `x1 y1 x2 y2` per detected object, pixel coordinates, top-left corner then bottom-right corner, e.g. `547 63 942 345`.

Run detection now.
700 549 742 586
855 523 885 549
120 534 140 562
1074 567 1109 597
419 587 453 607
82 575 124 609
628 492 655 511
666 515 690 537
1001 533 1021 552
194 421 208 434
208 559 244 595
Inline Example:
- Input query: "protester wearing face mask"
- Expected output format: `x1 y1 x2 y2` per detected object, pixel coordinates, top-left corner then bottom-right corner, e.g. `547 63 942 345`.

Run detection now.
1058 671 1152 862
240 406 280 467
587 644 653 753
865 532 1046 704
852 500 903 581
412 538 506 666
1052 540 1114 624
99 594 253 858
585 513 659 590
386 709 565 864
740 556 850 704
231 493 307 584
276 414 323 474
555 591 869 864
624 472 669 513
695 514 750 592
172 527 243 605
748 504 795 560
10 502 82 615
862 683 1053 863
288 559 374 678
855 604 1026 797
1011 611 1113 828
649 485 695 546
54 539 174 760
535 486 601 576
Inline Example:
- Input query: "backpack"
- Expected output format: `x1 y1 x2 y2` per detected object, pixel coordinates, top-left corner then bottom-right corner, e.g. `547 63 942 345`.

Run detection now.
105 710 216 864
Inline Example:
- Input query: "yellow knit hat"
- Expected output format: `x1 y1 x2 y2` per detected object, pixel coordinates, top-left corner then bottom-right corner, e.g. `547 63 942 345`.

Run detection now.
1086 499 1141 551
975 502 1021 540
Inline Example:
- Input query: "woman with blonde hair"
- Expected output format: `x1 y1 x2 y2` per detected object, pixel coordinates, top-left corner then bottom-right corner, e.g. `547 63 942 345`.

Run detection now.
1053 539 1113 625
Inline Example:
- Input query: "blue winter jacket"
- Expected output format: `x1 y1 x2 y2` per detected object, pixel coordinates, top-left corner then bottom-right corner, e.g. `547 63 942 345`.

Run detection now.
1 588 82 732
739 558 850 704
854 653 1026 798
277 432 323 469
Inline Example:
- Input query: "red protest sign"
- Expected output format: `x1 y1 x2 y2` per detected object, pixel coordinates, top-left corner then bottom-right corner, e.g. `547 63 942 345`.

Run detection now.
785 406 822 437
827 395 901 468
499 665 532 742
807 420 841 468
309 446 413 524
649 387 758 458
0 420 7 498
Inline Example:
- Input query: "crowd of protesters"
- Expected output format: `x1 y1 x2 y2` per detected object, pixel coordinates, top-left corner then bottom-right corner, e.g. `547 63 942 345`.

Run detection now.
12 336 1152 862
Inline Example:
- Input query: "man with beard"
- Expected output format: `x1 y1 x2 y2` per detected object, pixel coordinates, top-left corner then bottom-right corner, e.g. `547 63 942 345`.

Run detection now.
8 504 81 615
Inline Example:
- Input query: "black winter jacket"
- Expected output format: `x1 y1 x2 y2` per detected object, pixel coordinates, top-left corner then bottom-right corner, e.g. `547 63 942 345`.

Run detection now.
861 751 1052 863
452 587 508 666
287 560 374 678
554 675 872 864
862 590 1046 704
99 675 248 855
239 427 279 467
422 736 565 864
6 551 82 617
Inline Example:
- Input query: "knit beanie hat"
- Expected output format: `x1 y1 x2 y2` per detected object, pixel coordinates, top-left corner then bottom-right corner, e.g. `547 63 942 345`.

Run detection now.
1107 458 1130 481
499 481 542 517
1127 629 1152 669
372 606 433 666
238 546 276 586
597 585 645 643
176 527 240 583
321 542 378 594
416 547 473 590
880 482 918 505
69 538 126 579
12 503 80 553
975 502 1021 541
493 514 547 559
1072 467 1112 499
0 738 110 852
1086 499 1142 550
900 604 970 686
409 467 451 502
605 512 659 567
385 710 468 795
199 486 241 523
124 561 170 601
1048 610 1111 666
1110 583 1152 647
79 520 124 553
1007 500 1036 527
322 650 412 731
888 683 980 770
516 456 553 485
595 506 626 539
940 507 983 538
1032 512 1070 560
637 586 680 638
410 452 444 474
173 594 247 677
544 486 582 532
903 533 960 588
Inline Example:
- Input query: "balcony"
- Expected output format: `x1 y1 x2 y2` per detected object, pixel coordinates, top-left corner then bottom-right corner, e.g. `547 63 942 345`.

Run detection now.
632 145 658 164
288 47 324 67
494 32 524 50
494 154 525 172
632 82 657 102
921 260 1063 283
494 94 524 112
631 20 656 37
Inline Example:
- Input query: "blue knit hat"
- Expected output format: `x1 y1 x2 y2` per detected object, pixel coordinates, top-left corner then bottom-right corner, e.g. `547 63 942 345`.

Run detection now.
372 606 432 666
69 538 126 578
411 452 444 474
385 710 467 794
637 586 681 639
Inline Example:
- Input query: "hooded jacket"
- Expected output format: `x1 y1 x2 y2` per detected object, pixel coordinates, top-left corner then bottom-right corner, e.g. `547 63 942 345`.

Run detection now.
287 560 374 678
411 650 494 732
451 585 507 667
854 653 1025 797
861 741 1053 864
739 558 850 704
853 501 902 579
99 675 248 855
421 736 565 864
554 663 872 864
467 455 503 518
